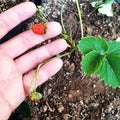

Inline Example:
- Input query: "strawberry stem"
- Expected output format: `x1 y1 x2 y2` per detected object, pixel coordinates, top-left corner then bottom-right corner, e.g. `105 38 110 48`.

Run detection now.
61 4 67 34
29 1 83 101
75 0 84 38
29 48 75 99
60 3 76 51
37 6 48 23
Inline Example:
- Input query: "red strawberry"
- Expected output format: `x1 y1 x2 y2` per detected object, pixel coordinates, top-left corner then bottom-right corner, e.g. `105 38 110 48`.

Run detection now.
32 23 45 35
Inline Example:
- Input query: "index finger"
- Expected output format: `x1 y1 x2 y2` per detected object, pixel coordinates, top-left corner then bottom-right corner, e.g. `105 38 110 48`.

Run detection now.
0 2 36 39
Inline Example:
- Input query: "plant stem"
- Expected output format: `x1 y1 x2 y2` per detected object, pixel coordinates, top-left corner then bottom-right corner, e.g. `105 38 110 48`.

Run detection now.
29 49 75 93
61 4 67 34
75 0 84 38
60 4 76 50
37 49 75 70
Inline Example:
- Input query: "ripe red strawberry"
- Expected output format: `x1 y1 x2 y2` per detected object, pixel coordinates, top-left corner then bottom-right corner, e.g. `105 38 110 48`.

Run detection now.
32 23 45 35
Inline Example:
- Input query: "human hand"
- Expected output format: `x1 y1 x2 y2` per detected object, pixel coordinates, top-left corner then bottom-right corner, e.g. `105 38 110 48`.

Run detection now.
0 2 67 120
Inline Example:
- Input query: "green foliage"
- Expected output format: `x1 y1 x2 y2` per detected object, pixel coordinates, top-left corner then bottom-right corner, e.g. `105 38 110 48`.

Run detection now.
81 51 105 74
91 0 114 16
78 36 108 54
77 36 120 87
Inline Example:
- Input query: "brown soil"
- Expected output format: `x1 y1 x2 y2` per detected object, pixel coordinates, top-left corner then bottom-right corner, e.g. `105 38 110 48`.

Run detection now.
1 0 120 120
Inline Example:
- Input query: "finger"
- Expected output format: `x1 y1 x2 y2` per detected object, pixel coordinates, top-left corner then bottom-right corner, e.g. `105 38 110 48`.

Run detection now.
0 2 36 39
23 58 63 94
0 22 62 58
15 39 67 74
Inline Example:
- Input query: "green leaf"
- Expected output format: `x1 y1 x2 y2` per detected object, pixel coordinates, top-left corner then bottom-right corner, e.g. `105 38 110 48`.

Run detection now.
107 55 120 81
91 0 114 16
81 51 105 74
98 55 120 87
98 0 114 16
107 41 120 56
77 36 108 55
77 36 120 87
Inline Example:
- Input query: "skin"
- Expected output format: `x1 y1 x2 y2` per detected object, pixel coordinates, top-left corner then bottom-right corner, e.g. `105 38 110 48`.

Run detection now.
0 2 67 120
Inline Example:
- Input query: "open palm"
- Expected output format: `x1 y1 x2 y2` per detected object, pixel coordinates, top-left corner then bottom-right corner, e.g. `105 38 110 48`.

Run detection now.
0 2 67 119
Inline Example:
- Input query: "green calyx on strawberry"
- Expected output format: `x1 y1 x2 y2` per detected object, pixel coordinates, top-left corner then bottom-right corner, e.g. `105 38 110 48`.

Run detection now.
29 89 42 102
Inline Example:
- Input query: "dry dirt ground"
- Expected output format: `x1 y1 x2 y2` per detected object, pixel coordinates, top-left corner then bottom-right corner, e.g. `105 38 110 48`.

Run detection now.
0 0 120 120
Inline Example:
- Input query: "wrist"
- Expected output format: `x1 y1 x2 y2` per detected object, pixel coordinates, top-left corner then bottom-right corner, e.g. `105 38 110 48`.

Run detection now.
0 97 12 120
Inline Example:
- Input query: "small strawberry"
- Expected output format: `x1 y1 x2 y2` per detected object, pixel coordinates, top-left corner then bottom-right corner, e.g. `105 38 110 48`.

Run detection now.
32 23 45 35
29 89 42 103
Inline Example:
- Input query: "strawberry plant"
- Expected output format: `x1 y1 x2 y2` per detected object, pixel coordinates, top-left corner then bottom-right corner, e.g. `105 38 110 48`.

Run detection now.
61 0 120 88
29 61 43 102
29 0 120 103
77 36 120 88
